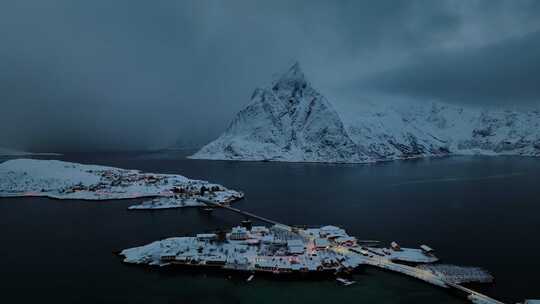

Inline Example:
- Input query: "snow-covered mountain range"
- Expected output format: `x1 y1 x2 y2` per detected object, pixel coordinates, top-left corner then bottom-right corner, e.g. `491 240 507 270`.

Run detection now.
190 63 540 163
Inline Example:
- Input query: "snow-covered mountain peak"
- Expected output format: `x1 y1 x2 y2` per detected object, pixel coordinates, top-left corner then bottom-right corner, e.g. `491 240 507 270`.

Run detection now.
190 62 363 162
272 62 308 93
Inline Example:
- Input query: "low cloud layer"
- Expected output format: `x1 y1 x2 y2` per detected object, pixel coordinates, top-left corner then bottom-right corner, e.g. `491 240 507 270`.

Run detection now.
366 29 540 107
1 0 539 152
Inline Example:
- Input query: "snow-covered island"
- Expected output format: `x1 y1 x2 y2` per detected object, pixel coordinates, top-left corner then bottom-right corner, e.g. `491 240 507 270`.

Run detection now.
0 159 243 209
190 63 540 163
120 223 492 288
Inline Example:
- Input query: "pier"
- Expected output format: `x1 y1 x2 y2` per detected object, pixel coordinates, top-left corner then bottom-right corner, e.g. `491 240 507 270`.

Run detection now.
360 254 447 288
362 253 504 303
446 282 506 304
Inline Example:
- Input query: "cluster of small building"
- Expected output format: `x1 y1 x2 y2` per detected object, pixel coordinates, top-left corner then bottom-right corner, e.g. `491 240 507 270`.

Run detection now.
61 168 236 203
62 169 173 194
128 186 243 210
123 223 438 276
154 225 353 273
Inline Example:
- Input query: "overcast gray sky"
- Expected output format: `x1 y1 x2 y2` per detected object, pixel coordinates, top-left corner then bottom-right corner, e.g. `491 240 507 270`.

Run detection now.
1 0 539 152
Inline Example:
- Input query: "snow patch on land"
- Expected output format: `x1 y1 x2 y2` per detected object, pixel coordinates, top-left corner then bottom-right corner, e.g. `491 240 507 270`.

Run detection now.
121 238 189 266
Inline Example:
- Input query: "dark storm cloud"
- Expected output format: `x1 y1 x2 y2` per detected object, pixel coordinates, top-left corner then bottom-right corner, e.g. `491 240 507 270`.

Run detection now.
0 0 539 152
365 29 540 106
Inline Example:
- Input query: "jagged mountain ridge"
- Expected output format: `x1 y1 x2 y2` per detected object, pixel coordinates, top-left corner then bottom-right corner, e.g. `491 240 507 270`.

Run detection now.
191 63 365 162
190 63 540 163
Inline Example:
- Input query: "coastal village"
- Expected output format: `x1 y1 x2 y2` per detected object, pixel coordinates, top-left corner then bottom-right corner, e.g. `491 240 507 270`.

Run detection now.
121 194 539 304
121 223 445 275
121 219 515 304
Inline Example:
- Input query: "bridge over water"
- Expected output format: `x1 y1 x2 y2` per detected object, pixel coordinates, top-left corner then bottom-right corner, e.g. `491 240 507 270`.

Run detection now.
197 197 286 227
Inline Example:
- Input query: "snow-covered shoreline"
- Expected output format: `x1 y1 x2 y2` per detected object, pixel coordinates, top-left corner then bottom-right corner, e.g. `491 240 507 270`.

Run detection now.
0 159 243 209
119 224 440 271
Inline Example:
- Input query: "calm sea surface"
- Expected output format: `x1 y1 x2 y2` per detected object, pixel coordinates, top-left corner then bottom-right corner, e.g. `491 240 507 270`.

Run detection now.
1 151 539 303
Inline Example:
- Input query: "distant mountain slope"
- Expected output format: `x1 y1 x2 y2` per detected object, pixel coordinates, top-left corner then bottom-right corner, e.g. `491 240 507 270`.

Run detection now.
191 63 540 163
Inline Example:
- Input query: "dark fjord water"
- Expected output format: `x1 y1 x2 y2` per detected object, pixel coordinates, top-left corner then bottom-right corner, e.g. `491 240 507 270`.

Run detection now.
1 152 539 303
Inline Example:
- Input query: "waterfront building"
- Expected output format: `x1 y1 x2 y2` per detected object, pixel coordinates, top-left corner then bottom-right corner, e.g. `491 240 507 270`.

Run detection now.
196 233 217 242
287 239 305 255
314 238 331 249
230 226 248 240
420 244 434 253
251 226 270 235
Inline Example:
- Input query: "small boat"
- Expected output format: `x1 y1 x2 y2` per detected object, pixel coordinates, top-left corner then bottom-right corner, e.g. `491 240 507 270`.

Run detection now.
246 274 255 282
336 277 355 286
